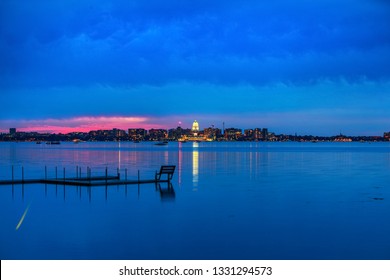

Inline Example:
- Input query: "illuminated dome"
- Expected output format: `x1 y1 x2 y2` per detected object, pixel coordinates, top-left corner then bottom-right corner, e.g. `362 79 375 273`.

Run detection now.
192 120 199 132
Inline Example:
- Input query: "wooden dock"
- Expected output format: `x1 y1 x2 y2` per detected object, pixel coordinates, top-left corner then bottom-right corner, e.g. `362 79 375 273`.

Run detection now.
0 165 175 187
0 176 172 187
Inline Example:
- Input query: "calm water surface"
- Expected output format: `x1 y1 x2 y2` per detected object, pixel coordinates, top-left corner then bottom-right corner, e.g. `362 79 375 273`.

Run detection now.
0 141 389 259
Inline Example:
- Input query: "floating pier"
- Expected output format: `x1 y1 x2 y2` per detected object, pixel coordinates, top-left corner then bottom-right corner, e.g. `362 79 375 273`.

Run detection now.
0 165 175 187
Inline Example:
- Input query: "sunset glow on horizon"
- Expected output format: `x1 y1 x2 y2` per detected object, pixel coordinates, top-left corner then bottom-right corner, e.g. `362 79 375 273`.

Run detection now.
0 116 169 134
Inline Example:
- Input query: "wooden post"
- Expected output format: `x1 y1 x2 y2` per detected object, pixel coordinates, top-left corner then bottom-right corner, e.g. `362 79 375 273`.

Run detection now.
45 166 47 180
63 167 65 181
125 168 127 181
22 166 24 183
105 167 108 184
138 170 140 183
55 166 58 180
12 165 14 183
76 166 78 178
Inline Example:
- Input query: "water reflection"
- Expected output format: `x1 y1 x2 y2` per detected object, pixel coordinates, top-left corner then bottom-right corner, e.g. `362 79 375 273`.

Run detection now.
118 142 121 172
178 143 183 184
7 182 175 202
156 183 175 201
192 142 199 186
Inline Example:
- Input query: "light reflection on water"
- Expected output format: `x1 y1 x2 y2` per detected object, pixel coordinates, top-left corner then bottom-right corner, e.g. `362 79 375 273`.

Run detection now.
0 141 389 260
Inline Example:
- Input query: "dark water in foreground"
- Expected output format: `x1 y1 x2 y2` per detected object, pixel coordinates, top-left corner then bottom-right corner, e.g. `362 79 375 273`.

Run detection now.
0 141 389 260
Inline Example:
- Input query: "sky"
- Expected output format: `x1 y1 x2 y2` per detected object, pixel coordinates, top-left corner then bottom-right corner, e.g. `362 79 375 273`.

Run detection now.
1 0 390 136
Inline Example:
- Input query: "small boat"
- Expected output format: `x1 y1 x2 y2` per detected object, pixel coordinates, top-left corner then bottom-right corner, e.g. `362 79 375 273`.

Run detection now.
155 141 168 146
46 141 61 145
133 140 141 143
36 141 42 144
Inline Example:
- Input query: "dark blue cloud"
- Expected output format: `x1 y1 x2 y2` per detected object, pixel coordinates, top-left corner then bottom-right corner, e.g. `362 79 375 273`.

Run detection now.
1 0 390 88
1 0 390 135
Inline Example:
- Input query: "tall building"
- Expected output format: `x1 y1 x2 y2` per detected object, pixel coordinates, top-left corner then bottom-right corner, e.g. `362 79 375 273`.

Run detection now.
254 128 262 140
262 128 268 140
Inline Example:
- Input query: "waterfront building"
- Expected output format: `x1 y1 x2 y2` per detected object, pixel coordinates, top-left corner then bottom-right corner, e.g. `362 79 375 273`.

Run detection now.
9 128 16 135
128 128 147 141
148 129 167 141
262 128 268 140
204 127 222 141
384 132 390 141
178 120 208 142
224 128 242 141
113 128 126 138
88 129 123 141
244 129 254 139
254 128 262 140
334 134 353 142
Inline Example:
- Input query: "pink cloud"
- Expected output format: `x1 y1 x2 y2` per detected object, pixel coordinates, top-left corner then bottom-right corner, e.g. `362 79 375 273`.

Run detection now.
0 116 168 134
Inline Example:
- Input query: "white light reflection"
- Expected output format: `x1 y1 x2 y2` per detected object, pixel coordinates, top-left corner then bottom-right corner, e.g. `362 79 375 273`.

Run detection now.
178 142 183 185
192 142 199 187
118 141 121 172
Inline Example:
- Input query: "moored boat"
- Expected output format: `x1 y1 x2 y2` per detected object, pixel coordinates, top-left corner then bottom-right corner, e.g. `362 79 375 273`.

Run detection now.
46 141 61 145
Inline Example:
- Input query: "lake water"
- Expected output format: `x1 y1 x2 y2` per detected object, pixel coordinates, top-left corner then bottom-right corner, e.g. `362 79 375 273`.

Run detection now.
0 141 389 260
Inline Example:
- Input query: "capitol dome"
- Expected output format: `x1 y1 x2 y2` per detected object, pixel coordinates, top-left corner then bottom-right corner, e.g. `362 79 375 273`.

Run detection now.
192 120 199 132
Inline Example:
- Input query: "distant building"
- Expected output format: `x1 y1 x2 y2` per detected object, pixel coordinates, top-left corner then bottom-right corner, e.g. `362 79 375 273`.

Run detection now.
244 128 264 140
244 129 254 138
384 132 390 141
9 128 16 135
262 128 268 140
224 128 242 140
334 134 352 142
148 129 167 141
128 128 146 140
204 126 221 140
254 128 263 140
113 128 126 138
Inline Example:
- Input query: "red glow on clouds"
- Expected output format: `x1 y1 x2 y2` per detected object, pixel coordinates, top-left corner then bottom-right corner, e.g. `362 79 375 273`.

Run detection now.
0 116 168 134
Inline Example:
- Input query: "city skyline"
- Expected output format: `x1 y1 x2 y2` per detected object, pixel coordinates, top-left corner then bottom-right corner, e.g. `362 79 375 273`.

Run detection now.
2 123 389 142
1 0 390 136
